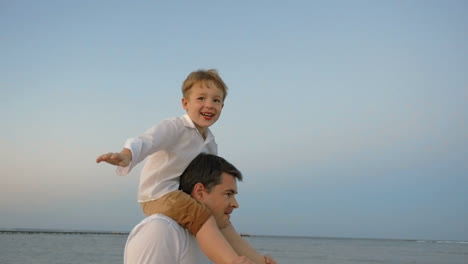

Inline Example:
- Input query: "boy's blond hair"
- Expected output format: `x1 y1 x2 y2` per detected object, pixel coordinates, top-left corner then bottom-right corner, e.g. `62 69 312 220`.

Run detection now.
182 69 228 100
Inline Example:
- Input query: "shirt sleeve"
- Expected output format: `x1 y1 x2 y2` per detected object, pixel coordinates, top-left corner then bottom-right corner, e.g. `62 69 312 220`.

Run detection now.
124 217 184 264
116 119 178 175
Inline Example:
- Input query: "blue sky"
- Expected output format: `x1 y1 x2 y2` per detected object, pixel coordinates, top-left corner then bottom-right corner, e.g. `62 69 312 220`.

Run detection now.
2 0 467 241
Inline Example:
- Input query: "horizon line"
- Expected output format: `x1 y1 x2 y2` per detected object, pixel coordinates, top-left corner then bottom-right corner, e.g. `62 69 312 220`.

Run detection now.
1 228 467 242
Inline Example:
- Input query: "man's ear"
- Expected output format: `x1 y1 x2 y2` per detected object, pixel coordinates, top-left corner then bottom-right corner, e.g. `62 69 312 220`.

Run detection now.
191 183 206 200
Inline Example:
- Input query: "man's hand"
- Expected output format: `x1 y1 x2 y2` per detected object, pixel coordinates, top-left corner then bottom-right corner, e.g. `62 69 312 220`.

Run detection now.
96 149 131 167
264 254 277 264
231 256 255 264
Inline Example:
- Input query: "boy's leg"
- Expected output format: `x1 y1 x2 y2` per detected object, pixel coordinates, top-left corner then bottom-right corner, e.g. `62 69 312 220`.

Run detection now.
141 191 252 264
221 223 272 264
197 216 245 264
141 190 210 235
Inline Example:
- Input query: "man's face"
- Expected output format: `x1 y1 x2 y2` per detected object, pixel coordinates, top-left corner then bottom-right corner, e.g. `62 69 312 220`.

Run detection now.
200 173 239 228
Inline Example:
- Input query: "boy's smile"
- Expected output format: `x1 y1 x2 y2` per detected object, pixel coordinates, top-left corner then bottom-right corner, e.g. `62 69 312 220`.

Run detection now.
182 81 224 137
201 112 214 120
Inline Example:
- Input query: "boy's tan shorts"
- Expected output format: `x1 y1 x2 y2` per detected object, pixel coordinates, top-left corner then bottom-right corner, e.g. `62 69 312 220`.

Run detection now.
140 190 212 236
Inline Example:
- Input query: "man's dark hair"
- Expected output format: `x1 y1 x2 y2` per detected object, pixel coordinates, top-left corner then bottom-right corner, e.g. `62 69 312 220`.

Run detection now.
179 153 243 194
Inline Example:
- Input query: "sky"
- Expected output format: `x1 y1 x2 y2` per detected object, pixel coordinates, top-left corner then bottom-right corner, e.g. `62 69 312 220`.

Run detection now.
1 0 467 241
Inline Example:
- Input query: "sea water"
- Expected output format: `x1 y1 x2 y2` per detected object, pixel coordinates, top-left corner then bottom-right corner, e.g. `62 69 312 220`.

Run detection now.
246 235 468 263
1 232 467 263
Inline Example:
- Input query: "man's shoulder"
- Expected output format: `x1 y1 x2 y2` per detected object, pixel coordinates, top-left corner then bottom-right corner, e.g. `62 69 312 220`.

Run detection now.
137 214 183 231
127 214 184 243
125 214 210 264
125 215 192 264
126 215 189 253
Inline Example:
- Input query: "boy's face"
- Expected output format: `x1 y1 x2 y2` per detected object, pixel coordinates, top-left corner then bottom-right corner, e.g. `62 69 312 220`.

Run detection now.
199 173 239 229
182 81 224 135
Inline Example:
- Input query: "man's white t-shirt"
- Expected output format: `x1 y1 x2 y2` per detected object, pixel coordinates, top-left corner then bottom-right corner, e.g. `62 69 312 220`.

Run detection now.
124 214 211 264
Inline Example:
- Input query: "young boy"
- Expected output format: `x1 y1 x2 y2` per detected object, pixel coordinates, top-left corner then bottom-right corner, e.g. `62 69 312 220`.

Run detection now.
96 69 275 264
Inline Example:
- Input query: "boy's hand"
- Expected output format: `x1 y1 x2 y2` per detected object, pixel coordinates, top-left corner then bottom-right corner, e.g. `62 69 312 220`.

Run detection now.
264 254 277 264
96 149 131 167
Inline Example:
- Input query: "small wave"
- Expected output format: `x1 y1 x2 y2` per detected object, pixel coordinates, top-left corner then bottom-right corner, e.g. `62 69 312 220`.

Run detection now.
435 240 468 244
417 240 468 244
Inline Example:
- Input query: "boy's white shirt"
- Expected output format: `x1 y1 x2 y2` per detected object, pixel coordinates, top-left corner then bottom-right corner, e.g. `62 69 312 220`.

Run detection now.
116 114 218 202
124 214 211 264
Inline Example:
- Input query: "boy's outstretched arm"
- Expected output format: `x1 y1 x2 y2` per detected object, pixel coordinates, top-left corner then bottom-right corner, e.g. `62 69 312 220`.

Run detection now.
96 148 132 167
221 223 278 264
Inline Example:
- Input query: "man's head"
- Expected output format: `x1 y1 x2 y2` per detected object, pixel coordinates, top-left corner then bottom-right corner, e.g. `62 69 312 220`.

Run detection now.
181 69 227 136
179 153 242 228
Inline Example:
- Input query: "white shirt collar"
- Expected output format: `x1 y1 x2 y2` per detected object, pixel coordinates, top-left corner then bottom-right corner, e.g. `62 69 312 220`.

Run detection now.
182 114 215 143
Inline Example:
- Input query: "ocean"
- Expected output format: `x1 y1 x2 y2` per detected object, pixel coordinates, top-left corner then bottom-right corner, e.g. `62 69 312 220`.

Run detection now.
1 231 467 264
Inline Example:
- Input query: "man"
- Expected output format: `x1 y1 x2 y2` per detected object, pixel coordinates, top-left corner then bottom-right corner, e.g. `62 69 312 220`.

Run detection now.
124 153 274 264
